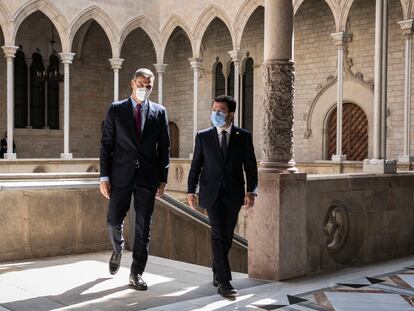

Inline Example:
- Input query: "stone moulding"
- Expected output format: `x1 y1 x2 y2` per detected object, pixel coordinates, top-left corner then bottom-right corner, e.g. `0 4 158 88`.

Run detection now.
304 56 374 139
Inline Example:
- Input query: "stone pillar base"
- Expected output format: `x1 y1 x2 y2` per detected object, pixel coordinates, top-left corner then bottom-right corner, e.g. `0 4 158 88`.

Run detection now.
363 159 397 174
399 155 414 163
3 153 16 159
248 170 307 281
332 154 347 162
60 153 73 159
260 161 298 173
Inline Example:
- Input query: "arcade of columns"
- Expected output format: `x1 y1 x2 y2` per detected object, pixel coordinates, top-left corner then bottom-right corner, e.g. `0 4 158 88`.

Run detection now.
0 0 414 169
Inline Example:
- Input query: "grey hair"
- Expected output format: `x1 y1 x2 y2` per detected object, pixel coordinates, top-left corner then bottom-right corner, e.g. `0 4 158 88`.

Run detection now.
134 68 155 81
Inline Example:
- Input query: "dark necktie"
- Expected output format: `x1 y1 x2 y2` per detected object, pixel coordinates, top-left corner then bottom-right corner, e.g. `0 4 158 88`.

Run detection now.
135 104 142 140
221 130 227 159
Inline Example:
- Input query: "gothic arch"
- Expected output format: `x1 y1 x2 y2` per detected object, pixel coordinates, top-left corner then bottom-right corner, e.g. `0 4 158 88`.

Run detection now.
305 79 374 160
119 16 160 61
69 6 120 58
12 0 69 50
160 14 194 62
294 0 339 31
0 0 12 45
234 0 264 49
193 4 235 57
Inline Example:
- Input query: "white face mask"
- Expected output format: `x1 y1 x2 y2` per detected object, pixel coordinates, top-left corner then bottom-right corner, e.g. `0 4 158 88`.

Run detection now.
135 87 152 102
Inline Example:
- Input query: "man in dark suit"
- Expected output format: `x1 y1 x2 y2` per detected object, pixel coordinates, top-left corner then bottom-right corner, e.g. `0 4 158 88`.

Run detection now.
100 68 170 290
188 95 258 298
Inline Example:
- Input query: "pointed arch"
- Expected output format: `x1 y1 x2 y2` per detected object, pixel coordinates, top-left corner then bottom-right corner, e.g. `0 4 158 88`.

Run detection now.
160 14 194 62
119 16 160 61
234 0 264 49
0 0 12 45
12 0 69 50
69 6 120 58
294 0 339 31
193 4 235 56
406 0 413 19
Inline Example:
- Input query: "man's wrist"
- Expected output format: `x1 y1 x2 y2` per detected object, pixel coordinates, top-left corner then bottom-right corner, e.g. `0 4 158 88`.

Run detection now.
188 193 197 197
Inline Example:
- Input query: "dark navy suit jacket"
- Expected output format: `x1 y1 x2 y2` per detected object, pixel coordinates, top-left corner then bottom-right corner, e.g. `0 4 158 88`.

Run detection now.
100 98 170 188
188 126 258 210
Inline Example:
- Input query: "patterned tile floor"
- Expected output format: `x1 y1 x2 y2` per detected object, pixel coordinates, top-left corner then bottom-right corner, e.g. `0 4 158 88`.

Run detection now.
1 251 414 310
252 266 414 310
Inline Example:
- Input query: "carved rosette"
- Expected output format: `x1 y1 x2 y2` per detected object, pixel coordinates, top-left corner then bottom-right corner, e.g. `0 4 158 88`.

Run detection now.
262 60 295 165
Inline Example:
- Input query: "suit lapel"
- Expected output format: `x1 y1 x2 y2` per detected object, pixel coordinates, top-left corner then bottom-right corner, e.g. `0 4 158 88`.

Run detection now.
226 125 238 158
141 100 154 140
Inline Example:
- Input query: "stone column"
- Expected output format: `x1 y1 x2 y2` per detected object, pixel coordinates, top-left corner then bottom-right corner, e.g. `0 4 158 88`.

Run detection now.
190 58 202 153
154 63 167 105
363 0 396 173
248 0 307 282
398 19 414 163
109 58 124 102
380 0 388 159
2 46 18 159
331 32 352 162
59 52 75 159
228 50 243 126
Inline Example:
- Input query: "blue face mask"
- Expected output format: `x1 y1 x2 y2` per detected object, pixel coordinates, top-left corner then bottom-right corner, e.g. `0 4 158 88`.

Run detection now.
211 111 227 128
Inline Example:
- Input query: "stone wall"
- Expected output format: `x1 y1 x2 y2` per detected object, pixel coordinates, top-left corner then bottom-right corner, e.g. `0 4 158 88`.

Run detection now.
306 173 414 273
0 185 111 261
0 180 247 273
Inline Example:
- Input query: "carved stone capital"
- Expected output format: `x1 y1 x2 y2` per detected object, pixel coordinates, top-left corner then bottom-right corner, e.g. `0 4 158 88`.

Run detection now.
262 60 296 170
154 63 168 73
189 58 202 69
109 57 124 70
60 52 75 64
228 49 243 64
398 19 413 37
330 32 353 49
2 45 18 58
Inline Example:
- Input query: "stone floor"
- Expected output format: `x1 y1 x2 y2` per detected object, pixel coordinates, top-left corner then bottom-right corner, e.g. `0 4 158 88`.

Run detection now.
1 251 414 310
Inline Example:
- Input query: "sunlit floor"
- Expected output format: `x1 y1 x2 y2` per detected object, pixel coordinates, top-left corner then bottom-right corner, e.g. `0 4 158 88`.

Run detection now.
1 251 414 310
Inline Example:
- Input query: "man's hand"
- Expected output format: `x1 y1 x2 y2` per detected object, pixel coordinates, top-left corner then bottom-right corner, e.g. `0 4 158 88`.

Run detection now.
188 194 198 210
156 182 166 197
100 181 111 199
244 193 255 209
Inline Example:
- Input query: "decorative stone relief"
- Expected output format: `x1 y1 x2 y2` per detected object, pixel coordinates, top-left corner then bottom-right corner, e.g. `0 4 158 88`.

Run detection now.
324 203 349 253
304 55 374 139
262 60 295 163
175 165 184 183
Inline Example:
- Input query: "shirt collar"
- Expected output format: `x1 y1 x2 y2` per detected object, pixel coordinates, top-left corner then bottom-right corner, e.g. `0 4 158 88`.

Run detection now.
131 97 148 109
216 123 232 134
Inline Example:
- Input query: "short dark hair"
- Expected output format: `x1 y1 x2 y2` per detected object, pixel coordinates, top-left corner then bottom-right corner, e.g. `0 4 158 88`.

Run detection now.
133 68 155 81
213 95 236 113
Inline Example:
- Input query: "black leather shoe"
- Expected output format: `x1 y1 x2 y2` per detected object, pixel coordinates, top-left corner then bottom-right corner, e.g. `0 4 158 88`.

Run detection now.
129 273 148 290
109 252 122 275
217 282 238 298
213 274 219 287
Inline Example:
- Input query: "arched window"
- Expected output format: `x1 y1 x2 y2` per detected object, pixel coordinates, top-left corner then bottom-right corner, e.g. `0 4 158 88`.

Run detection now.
242 58 254 134
326 103 368 161
47 53 60 129
14 49 28 128
169 122 179 158
30 52 46 129
214 62 225 97
227 61 234 97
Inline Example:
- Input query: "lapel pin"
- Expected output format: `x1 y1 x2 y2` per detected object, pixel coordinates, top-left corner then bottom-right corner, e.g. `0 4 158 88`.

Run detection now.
236 131 239 135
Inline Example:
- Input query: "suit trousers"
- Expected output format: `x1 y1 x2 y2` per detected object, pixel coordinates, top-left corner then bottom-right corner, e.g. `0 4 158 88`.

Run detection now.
107 175 156 276
206 188 241 284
